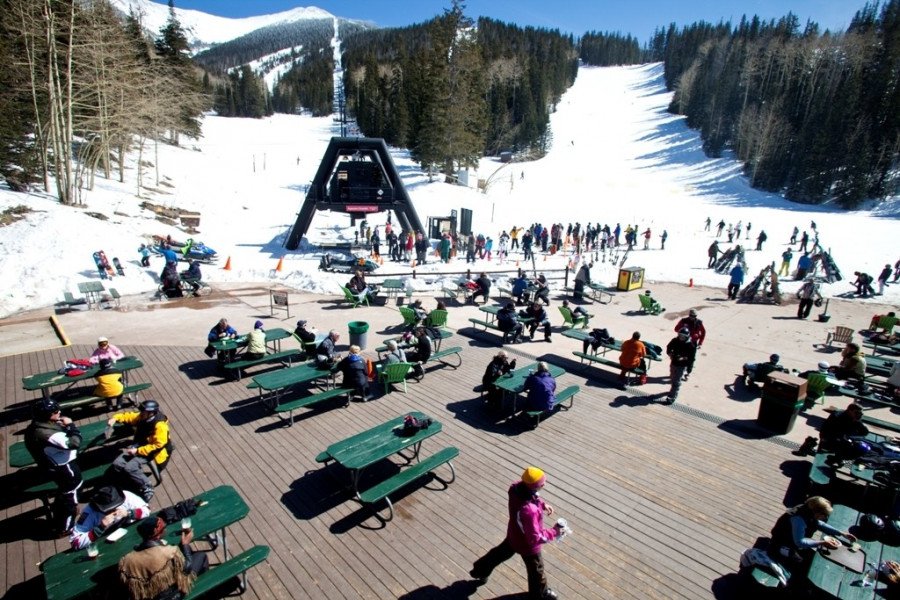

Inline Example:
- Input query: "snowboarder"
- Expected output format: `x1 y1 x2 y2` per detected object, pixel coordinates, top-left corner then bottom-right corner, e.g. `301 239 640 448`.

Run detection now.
755 230 768 251
735 221 743 239
707 241 720 268
704 217 711 231
727 224 734 242
728 264 744 300
779 249 793 277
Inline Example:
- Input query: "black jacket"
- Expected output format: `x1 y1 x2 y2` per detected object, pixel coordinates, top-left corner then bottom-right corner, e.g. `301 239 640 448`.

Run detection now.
666 337 696 368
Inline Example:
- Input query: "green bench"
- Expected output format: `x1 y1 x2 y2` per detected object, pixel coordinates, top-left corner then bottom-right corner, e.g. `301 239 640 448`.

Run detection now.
497 286 513 298
861 414 900 434
9 421 128 468
57 382 153 410
572 351 646 386
273 387 350 426
106 288 121 307
442 286 460 302
185 544 270 600
25 463 110 512
357 446 459 523
808 452 834 488
423 346 463 369
749 563 791 588
59 292 87 309
468 318 518 343
524 385 580 428
222 349 301 380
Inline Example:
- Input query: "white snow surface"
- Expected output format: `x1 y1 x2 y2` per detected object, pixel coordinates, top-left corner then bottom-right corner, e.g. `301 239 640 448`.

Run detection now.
0 63 897 319
108 0 334 47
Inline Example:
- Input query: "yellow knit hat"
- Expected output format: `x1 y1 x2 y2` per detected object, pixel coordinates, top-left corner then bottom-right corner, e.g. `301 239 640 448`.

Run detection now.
522 466 546 490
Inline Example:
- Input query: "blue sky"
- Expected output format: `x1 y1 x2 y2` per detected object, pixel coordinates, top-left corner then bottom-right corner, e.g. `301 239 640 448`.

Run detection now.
171 0 860 40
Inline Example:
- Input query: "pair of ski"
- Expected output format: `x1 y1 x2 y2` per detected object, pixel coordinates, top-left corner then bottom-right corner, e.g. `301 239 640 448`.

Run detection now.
92 250 124 279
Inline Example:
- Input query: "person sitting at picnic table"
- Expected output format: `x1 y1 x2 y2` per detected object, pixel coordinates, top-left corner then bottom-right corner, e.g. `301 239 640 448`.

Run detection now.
205 318 237 361
818 403 868 452
315 330 341 369
523 301 552 342
742 354 785 387
498 302 525 343
119 516 209 600
106 400 171 502
829 342 866 386
469 272 492 305
511 273 530 305
381 339 407 365
24 398 83 536
410 299 428 327
90 335 125 364
70 485 150 550
482 351 516 409
347 269 375 304
293 319 316 343
524 362 557 412
582 327 613 354
333 344 372 401
180 258 202 295
618 332 647 385
244 320 267 361
94 357 125 410
532 274 551 306
767 496 855 572
561 299 589 320
404 326 433 377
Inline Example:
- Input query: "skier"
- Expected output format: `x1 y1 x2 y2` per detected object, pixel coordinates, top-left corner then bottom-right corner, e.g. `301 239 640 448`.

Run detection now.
799 231 809 253
660 230 668 250
735 221 743 239
726 224 734 243
727 264 744 300
707 241 720 268
716 219 725 237
665 329 696 405
755 230 768 251
746 222 752 239
877 264 892 295
796 279 822 319
795 253 812 280
704 217 711 231
853 272 875 297
138 244 151 267
894 258 900 283
790 226 799 245
779 249 793 277
641 228 651 250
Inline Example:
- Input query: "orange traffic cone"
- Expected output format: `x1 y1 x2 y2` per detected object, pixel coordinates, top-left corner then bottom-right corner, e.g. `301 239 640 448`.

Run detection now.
223 256 232 271
275 256 284 272
689 278 693 287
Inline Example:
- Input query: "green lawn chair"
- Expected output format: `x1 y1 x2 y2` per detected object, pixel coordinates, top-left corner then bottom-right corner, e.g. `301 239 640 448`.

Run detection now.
638 293 665 315
340 285 368 308
804 372 830 406
380 362 413 393
875 314 898 334
558 306 590 329
426 309 449 328
399 306 417 328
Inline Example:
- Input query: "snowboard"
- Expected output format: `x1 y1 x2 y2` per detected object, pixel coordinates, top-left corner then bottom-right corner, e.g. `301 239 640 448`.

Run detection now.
92 251 114 279
113 257 125 276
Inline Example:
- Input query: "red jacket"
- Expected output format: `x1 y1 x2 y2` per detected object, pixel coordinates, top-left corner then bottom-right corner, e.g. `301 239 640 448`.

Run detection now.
674 316 706 346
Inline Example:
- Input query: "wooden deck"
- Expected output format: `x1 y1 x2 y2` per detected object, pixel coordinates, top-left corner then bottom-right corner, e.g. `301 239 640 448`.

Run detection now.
1 334 805 599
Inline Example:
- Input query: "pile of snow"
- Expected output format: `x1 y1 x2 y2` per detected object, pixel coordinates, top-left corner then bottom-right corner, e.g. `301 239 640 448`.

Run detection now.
0 63 897 319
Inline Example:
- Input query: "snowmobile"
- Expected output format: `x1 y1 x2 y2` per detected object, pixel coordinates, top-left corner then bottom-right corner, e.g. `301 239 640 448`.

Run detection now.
318 253 379 273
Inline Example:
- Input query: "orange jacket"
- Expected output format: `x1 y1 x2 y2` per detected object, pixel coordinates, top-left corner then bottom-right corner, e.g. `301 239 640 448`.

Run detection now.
619 339 646 369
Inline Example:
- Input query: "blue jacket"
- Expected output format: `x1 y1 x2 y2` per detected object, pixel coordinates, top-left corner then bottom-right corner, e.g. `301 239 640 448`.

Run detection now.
798 254 812 270
729 265 744 285
525 371 556 412
208 323 237 342
161 247 178 264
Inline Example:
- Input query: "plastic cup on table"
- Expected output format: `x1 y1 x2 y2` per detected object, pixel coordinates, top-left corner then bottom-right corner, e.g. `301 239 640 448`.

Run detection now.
86 543 99 559
180 517 192 531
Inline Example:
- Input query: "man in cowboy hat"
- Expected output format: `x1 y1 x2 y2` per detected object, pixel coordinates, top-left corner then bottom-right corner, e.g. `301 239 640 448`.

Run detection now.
70 485 149 550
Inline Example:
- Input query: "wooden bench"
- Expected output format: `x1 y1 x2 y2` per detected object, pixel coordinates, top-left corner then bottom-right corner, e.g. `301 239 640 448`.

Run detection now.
222 349 301 380
572 351 646 385
524 385 580 428
357 446 459 523
57 382 153 410
185 544 270 600
273 387 350 426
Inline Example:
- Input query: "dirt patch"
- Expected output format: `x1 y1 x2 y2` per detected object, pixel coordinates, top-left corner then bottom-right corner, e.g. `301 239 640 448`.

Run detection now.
0 205 32 227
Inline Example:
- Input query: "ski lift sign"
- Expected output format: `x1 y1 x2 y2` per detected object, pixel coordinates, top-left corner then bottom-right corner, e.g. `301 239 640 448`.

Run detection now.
269 289 290 318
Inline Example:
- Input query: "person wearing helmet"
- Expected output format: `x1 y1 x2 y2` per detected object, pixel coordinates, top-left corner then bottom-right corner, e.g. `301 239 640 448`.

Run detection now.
24 398 83 535
768 496 855 569
106 400 172 501
673 309 705 381
70 485 149 550
93 357 124 410
89 336 125 365
818 403 868 452
470 467 563 599
742 354 786 388
665 328 697 404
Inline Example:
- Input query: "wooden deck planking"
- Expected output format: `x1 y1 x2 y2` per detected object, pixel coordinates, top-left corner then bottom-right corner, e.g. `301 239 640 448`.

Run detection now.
0 339 801 599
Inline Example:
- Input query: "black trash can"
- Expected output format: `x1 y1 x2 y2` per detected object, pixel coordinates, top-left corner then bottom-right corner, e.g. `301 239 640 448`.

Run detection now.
348 321 369 350
757 395 804 434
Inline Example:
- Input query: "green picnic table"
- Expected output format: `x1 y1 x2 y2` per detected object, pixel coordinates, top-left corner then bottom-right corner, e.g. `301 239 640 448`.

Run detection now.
76 281 106 308
316 412 443 498
807 504 896 599
375 329 453 353
478 304 534 324
210 327 293 354
247 362 335 410
494 362 566 412
561 329 662 361
42 484 250 600
866 355 895 378
22 356 144 400
8 421 128 468
380 278 406 299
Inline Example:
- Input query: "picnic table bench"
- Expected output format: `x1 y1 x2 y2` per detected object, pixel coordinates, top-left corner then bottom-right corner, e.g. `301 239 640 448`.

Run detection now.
247 362 335 412
587 283 616 304
380 278 406 300
867 355 896 378
56 382 152 411
573 350 646 385
273 387 351 426
185 544 270 599
494 363 567 413
76 281 106 309
864 339 900 356
314 412 454 523
22 356 145 400
42 485 253 600
523 385 580 428
222 348 301 380
211 327 293 356
561 329 662 361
